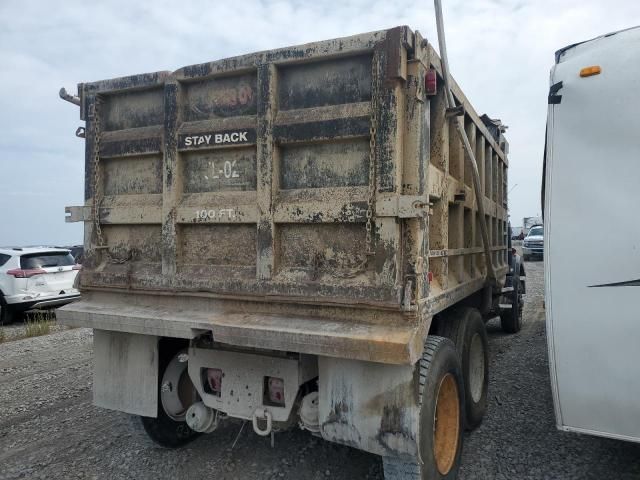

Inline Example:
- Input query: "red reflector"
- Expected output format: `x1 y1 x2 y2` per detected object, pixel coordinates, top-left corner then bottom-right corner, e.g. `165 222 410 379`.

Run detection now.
425 68 437 96
205 368 222 397
267 377 285 406
6 268 46 278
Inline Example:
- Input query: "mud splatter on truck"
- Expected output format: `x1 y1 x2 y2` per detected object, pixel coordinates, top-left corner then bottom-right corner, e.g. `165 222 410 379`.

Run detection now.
59 26 522 479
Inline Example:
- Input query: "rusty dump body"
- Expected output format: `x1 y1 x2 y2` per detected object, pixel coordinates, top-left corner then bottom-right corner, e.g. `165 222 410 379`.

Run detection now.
59 26 512 463
61 26 510 366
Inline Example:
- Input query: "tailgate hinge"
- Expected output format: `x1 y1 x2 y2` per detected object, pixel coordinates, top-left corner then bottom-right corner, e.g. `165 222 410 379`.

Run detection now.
65 205 91 223
377 195 430 218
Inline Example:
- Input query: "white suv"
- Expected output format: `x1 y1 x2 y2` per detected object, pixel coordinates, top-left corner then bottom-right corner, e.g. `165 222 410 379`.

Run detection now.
0 247 81 324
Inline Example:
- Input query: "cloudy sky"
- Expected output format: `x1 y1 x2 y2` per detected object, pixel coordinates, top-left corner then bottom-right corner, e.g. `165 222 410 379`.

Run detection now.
0 0 638 246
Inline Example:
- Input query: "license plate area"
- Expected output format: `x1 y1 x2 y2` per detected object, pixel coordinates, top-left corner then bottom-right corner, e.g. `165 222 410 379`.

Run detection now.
188 347 309 422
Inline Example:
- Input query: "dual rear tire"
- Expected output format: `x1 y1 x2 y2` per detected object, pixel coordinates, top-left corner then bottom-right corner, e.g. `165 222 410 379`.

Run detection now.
383 307 488 479
383 336 464 479
0 302 14 325
501 274 523 334
137 345 201 448
437 307 489 430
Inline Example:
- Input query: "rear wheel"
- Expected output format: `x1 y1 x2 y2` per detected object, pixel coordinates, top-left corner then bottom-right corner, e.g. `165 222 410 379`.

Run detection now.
0 302 14 325
436 307 489 430
501 274 523 334
383 336 464 479
138 346 201 448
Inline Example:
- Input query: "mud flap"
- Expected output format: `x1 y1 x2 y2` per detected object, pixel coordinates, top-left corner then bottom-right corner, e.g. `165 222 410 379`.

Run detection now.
318 356 421 458
93 330 158 417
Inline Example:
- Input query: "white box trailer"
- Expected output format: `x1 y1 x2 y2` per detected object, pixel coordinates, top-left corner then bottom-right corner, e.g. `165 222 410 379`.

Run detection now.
544 26 640 443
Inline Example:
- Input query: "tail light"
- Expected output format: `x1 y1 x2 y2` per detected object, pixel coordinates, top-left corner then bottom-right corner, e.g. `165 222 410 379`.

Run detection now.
6 268 46 278
266 377 285 406
426 68 437 96
202 368 222 397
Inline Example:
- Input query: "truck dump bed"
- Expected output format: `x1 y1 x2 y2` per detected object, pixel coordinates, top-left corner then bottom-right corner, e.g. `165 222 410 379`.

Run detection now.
62 26 509 364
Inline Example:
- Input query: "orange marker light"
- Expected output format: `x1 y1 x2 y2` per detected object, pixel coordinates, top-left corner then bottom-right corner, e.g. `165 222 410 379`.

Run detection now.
580 66 601 77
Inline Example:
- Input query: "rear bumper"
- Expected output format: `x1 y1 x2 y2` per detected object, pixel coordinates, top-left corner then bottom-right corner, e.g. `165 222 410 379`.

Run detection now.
58 291 426 365
93 328 421 459
523 246 544 256
5 293 81 311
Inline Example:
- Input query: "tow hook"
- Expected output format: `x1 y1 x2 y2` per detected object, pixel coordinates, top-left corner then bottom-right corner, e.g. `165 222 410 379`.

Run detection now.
251 407 273 437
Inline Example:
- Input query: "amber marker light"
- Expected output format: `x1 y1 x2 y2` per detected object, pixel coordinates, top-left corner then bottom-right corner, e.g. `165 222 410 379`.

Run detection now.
580 66 601 77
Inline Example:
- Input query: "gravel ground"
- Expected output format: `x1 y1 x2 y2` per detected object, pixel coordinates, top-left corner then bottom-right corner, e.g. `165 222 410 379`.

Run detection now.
0 311 68 342
0 260 638 479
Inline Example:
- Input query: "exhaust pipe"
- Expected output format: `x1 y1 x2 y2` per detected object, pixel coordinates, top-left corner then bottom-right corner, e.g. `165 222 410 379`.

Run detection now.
59 87 80 106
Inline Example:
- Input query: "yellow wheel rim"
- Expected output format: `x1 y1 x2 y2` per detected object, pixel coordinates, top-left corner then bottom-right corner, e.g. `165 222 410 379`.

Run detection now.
433 373 460 475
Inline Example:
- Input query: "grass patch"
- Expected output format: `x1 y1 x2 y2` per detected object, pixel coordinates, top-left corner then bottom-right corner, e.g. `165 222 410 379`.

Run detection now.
24 310 55 338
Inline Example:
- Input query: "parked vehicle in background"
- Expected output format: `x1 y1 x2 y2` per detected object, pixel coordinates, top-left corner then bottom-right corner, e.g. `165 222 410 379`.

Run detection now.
66 245 84 263
544 26 640 443
510 225 523 240
0 247 81 324
522 216 542 236
58 26 524 479
522 225 543 260
54 245 84 263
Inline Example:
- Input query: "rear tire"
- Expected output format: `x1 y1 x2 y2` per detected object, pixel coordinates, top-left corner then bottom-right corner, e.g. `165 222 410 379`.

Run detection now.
138 346 201 448
383 336 464 479
0 302 14 325
436 307 488 430
500 275 523 334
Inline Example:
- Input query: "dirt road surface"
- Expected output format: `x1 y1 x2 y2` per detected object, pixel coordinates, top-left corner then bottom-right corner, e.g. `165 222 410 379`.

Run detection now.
1 261 639 479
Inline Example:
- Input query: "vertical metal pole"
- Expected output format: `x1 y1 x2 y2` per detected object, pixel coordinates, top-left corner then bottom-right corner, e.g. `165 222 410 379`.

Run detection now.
433 0 496 283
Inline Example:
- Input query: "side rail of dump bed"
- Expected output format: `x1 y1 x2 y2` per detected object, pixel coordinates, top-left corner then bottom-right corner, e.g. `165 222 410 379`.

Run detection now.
411 32 510 317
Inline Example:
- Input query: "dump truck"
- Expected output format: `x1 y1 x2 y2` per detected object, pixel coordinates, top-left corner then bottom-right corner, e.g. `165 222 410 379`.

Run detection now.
59 26 524 479
544 26 640 444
